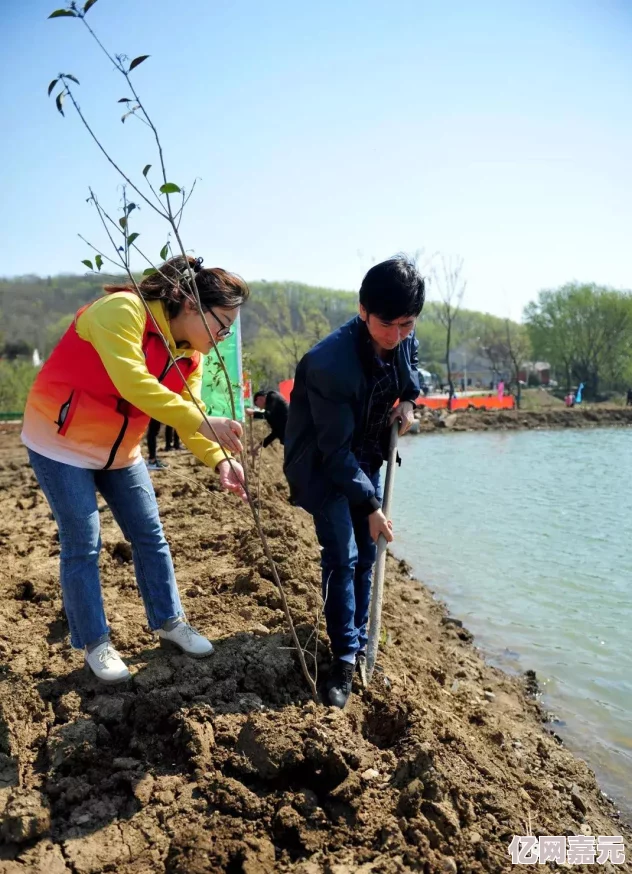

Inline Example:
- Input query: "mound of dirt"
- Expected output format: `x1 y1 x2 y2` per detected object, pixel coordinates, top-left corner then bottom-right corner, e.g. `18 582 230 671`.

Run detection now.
414 406 632 434
0 429 630 873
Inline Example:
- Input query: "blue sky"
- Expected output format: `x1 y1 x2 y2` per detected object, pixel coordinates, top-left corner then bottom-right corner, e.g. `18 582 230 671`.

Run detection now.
2 0 631 318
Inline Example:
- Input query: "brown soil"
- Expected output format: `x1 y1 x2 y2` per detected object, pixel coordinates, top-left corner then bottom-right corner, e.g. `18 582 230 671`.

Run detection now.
0 429 630 873
415 406 632 434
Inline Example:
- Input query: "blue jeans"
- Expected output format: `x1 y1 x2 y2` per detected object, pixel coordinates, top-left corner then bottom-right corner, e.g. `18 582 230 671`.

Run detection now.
313 471 382 659
28 449 183 649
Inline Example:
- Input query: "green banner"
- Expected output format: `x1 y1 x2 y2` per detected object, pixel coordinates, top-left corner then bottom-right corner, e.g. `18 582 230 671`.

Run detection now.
200 314 245 421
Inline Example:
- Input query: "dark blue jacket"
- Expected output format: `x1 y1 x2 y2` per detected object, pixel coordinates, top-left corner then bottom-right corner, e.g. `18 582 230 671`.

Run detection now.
283 316 420 516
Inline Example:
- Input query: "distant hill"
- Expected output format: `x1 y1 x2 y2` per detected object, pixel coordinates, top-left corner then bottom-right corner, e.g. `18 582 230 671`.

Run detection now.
0 272 520 388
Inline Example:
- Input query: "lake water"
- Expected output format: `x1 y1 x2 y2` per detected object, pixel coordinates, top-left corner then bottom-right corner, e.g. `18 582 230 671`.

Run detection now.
391 427 632 819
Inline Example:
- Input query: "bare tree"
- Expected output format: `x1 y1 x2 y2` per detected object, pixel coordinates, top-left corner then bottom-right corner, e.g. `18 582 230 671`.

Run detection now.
478 318 531 409
256 291 329 374
504 319 531 410
433 255 466 409
478 326 506 385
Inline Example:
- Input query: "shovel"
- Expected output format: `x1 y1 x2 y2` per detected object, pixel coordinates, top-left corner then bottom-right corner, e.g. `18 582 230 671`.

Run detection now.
365 420 400 685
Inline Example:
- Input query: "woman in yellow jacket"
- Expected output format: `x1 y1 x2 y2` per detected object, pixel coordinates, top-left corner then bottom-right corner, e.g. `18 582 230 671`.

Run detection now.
22 256 248 683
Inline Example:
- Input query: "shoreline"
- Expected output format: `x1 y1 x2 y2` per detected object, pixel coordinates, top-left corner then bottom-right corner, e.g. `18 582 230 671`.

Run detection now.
0 430 630 872
393 545 631 826
412 405 632 434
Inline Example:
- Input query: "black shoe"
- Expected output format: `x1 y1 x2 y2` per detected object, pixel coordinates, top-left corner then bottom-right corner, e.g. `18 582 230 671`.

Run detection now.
356 652 368 688
325 659 354 709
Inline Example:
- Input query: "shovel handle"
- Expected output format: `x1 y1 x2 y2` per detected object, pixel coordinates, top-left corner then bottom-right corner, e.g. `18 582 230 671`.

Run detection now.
365 421 400 682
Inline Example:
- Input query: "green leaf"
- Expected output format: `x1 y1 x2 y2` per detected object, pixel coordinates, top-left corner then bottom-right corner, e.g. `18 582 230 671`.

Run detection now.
127 232 140 246
160 244 169 261
142 164 151 177
63 73 80 84
81 259 93 270
159 183 181 195
47 78 59 96
118 97 132 103
119 217 127 229
83 0 98 13
125 202 137 215
48 9 77 17
55 91 65 116
129 55 149 71
95 254 103 271
142 267 157 276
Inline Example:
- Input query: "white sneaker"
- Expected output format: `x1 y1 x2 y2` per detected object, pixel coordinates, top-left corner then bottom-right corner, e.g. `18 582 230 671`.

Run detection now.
158 620 214 658
85 641 131 683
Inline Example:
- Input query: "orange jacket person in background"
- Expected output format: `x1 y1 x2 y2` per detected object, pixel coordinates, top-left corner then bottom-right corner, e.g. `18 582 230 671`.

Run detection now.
21 256 248 683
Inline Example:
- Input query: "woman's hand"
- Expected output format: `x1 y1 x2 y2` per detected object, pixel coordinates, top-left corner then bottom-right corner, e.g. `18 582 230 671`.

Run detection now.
199 417 243 454
217 459 248 502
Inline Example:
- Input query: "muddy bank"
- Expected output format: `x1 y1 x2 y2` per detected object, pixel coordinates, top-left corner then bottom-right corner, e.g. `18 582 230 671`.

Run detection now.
414 406 632 434
0 430 630 873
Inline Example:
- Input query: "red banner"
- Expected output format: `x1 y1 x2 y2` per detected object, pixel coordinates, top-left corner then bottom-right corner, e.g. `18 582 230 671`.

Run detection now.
278 379 294 403
276 379 515 411
417 395 515 411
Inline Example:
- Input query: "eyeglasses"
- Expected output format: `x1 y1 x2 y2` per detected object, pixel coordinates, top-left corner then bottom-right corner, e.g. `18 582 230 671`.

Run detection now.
208 308 233 339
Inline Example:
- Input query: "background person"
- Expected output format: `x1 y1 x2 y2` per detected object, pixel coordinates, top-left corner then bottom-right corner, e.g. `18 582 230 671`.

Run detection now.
246 389 289 450
146 418 167 470
164 425 181 451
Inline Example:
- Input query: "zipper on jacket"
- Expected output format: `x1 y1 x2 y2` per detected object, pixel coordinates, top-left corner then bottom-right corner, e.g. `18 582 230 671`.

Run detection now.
102 400 129 470
102 354 187 469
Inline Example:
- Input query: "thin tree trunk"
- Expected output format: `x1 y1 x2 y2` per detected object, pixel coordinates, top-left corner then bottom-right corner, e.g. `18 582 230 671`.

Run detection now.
446 322 453 411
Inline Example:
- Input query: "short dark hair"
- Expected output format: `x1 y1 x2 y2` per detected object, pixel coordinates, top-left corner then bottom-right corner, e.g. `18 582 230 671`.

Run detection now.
253 391 267 402
359 255 425 321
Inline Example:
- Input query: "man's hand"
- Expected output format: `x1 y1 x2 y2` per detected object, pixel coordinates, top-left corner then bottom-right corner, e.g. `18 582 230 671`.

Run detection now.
217 459 248 502
245 408 256 417
389 400 416 436
368 508 394 544
199 417 243 454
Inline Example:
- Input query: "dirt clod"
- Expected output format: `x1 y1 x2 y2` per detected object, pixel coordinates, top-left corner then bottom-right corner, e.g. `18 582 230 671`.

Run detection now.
0 789 51 843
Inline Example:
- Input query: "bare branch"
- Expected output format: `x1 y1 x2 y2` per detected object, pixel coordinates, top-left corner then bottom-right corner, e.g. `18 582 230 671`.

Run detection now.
79 14 119 70
77 234 121 269
433 255 466 328
58 77 166 217
174 179 199 230
432 255 466 406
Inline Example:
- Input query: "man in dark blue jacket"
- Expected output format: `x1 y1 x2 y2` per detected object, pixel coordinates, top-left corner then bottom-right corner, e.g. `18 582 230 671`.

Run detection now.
284 256 424 707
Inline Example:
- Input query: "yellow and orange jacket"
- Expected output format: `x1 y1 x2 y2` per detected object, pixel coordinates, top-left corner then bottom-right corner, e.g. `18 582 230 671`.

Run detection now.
21 292 226 470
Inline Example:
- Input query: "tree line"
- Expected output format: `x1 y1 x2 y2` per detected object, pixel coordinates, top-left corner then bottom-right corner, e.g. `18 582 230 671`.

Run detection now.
0 273 630 412
525 283 632 399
